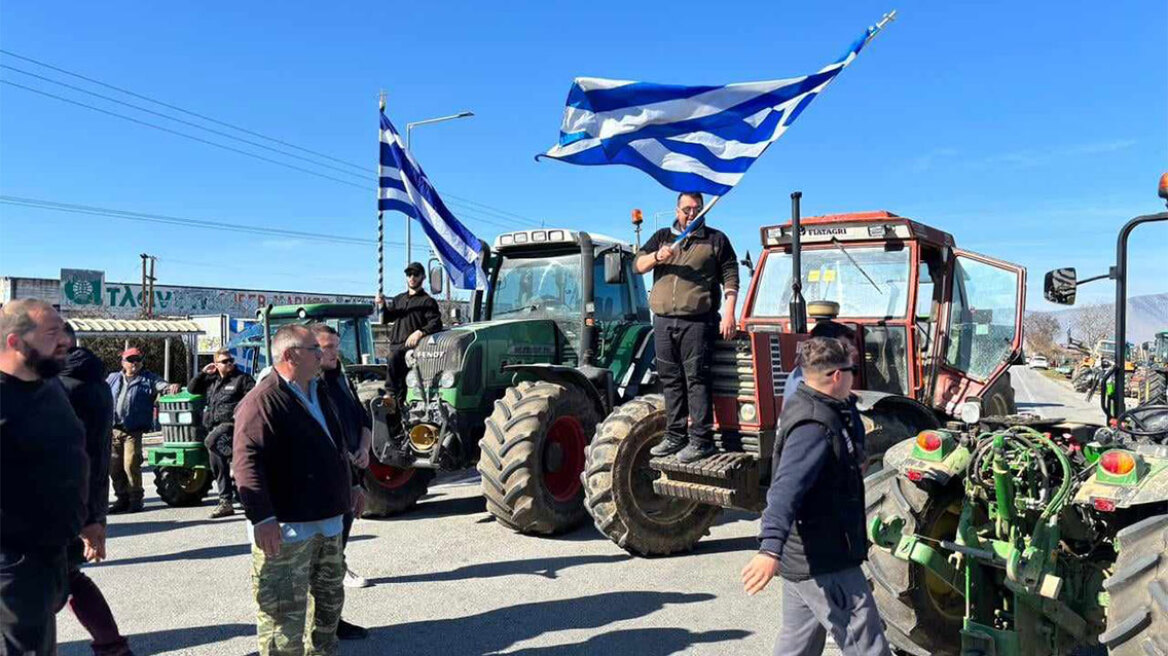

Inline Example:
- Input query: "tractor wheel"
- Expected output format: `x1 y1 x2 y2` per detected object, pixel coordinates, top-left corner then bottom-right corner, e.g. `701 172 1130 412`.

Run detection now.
154 467 212 507
863 468 963 656
1100 514 1168 655
1139 372 1167 407
478 381 599 535
582 394 720 556
362 463 434 517
860 410 925 476
982 371 1017 417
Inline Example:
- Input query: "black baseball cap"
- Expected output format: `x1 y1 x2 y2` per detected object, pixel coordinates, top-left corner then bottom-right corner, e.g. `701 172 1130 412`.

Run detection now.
404 262 425 276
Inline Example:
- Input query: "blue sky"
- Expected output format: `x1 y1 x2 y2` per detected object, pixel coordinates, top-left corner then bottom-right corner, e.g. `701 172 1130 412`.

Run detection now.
1 0 1165 312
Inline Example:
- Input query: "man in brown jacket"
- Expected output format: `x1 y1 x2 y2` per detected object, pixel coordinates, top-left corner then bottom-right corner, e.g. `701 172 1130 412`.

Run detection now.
233 324 357 656
635 191 740 464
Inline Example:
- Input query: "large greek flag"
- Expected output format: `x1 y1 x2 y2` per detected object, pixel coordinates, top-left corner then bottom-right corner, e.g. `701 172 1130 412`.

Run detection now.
379 111 484 290
539 21 886 196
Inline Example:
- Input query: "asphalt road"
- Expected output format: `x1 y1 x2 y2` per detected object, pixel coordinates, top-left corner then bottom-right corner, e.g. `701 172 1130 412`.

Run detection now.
59 471 820 656
1010 364 1108 424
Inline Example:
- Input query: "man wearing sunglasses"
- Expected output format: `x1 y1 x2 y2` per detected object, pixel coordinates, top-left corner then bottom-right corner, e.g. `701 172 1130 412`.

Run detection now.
106 348 180 514
189 348 255 518
742 337 890 656
373 261 443 404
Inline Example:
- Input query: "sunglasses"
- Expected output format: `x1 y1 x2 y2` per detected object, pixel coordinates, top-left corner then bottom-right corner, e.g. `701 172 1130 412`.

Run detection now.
124 356 142 363
216 358 235 365
832 364 860 375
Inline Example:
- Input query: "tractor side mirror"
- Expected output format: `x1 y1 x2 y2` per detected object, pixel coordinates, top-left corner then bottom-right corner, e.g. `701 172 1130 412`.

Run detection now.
1043 268 1077 305
429 266 444 295
604 251 626 285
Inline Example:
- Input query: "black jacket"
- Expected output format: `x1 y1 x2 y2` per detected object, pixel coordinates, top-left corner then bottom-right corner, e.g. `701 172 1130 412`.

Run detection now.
0 372 89 552
188 368 255 430
319 366 369 454
759 384 867 581
380 290 442 345
60 347 114 527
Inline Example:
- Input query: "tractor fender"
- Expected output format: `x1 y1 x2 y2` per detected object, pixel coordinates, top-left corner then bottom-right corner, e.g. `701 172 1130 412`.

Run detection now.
1122 461 1168 507
853 391 942 431
505 364 608 419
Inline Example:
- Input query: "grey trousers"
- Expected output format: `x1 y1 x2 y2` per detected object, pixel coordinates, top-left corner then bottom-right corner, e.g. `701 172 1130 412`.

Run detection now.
774 566 891 656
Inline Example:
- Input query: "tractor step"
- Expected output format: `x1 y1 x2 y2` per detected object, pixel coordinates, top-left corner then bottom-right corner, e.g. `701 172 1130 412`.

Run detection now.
649 452 764 511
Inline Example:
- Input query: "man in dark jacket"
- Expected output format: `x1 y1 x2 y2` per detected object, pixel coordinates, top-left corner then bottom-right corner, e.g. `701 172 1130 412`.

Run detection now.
189 348 255 518
741 337 890 656
106 348 179 513
635 191 739 463
374 262 443 403
59 324 133 656
234 324 356 655
1 299 88 655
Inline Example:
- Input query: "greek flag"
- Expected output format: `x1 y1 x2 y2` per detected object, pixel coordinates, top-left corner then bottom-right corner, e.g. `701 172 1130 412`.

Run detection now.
379 111 484 290
539 20 888 196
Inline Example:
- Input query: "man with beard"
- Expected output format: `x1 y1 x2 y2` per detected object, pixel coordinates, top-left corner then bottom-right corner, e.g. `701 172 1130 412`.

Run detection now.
106 348 179 514
0 299 88 655
188 348 255 519
310 323 370 640
59 323 133 656
373 262 443 404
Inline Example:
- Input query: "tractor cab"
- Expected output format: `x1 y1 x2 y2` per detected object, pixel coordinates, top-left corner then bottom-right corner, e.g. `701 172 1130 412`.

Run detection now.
230 303 378 377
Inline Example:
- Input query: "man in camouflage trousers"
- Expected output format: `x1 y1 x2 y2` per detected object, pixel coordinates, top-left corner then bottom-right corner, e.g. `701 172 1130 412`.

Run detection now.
233 325 356 656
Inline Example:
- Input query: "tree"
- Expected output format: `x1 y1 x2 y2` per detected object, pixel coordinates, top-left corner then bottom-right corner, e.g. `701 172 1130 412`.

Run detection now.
1024 313 1061 359
1072 303 1116 352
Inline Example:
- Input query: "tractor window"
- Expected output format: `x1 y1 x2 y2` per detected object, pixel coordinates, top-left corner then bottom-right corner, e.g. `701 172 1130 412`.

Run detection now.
490 253 582 325
945 256 1019 380
334 319 362 365
863 325 908 395
752 246 912 319
592 256 632 322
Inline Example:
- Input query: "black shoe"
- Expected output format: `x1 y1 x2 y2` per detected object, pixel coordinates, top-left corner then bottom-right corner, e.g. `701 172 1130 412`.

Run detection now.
649 436 688 457
676 442 718 464
336 619 368 640
108 498 129 515
127 498 145 514
210 500 234 518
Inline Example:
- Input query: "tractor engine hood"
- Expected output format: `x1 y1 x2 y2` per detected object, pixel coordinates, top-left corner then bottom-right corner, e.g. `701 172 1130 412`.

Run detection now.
410 318 567 386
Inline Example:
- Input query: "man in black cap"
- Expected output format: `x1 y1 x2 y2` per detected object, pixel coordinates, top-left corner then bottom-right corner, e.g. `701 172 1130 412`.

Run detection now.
374 262 443 403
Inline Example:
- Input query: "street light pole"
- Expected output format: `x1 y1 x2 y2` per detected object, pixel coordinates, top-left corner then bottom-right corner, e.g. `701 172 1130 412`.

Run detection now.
403 111 474 266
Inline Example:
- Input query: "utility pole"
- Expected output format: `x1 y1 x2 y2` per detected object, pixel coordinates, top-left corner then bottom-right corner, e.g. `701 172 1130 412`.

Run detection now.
140 253 157 318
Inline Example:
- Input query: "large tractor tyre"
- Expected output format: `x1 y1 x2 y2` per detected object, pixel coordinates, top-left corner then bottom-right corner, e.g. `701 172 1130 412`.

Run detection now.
478 381 599 535
981 371 1017 417
362 464 435 518
1138 371 1168 408
1100 514 1168 655
582 394 721 556
154 467 213 507
859 409 931 476
863 468 963 656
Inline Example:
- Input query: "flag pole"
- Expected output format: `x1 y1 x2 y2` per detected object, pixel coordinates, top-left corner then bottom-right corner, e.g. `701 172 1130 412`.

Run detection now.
378 90 386 299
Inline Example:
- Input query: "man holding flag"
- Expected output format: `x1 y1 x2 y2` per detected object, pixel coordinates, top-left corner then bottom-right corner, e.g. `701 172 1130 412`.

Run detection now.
635 191 738 464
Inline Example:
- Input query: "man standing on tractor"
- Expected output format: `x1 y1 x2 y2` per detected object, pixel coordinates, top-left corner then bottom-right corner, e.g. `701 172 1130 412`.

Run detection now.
742 337 890 656
188 348 255 519
374 261 443 404
106 348 179 514
634 191 740 464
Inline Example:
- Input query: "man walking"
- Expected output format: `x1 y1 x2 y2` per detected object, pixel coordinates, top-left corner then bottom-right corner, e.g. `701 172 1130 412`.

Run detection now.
374 262 443 403
635 191 739 463
188 348 255 519
106 348 179 514
59 323 133 656
234 324 355 656
0 299 88 655
741 337 890 656
311 323 370 640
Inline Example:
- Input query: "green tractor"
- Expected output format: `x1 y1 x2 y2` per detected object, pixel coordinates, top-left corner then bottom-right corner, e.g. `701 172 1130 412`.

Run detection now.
147 390 215 506
366 228 656 535
864 202 1168 655
1136 330 1168 406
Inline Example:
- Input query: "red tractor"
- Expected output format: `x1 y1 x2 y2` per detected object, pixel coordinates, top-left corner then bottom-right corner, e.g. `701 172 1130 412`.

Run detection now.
583 195 1026 555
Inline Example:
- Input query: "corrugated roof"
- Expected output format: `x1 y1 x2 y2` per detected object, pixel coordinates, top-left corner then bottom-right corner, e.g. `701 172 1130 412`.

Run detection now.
67 318 204 335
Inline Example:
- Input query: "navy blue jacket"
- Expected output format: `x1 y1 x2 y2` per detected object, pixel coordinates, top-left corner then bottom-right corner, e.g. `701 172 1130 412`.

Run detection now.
107 370 168 432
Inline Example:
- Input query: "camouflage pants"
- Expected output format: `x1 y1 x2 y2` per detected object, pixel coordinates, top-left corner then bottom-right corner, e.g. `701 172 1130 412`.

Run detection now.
250 533 345 656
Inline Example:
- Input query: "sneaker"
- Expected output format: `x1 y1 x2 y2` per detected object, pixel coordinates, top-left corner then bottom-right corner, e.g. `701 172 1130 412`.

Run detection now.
210 500 234 518
343 568 370 588
676 442 718 464
649 436 688 457
336 619 369 640
108 498 130 515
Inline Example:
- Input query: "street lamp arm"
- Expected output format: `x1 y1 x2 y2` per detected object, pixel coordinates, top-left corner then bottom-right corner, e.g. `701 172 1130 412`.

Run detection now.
405 111 475 131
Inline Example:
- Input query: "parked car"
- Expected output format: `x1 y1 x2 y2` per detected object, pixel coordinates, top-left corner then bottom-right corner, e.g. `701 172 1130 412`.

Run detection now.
1029 355 1049 369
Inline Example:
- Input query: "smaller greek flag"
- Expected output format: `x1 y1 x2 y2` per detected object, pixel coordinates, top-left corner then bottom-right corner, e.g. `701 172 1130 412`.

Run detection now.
539 16 891 196
379 111 484 290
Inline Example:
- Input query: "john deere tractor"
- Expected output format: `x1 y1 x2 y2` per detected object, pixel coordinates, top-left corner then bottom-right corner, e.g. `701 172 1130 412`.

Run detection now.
863 189 1168 655
365 228 656 535
582 195 1025 556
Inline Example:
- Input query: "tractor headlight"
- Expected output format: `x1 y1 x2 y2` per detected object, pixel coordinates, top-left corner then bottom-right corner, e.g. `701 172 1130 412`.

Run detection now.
177 411 194 425
439 371 456 388
406 370 419 388
158 412 172 424
959 400 982 425
405 350 418 368
738 403 758 423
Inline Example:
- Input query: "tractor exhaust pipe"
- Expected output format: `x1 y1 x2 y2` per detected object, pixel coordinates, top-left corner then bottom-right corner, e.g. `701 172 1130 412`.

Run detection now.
789 192 808 334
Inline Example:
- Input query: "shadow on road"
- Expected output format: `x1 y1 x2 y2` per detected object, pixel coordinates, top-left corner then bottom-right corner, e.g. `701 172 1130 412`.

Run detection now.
384 493 488 521
368 553 629 585
691 535 758 556
369 591 718 656
107 517 240 539
60 623 253 655
90 535 372 568
499 627 753 655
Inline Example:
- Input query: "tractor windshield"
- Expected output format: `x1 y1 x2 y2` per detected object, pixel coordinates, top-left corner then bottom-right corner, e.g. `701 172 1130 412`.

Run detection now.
752 246 912 319
490 252 582 324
